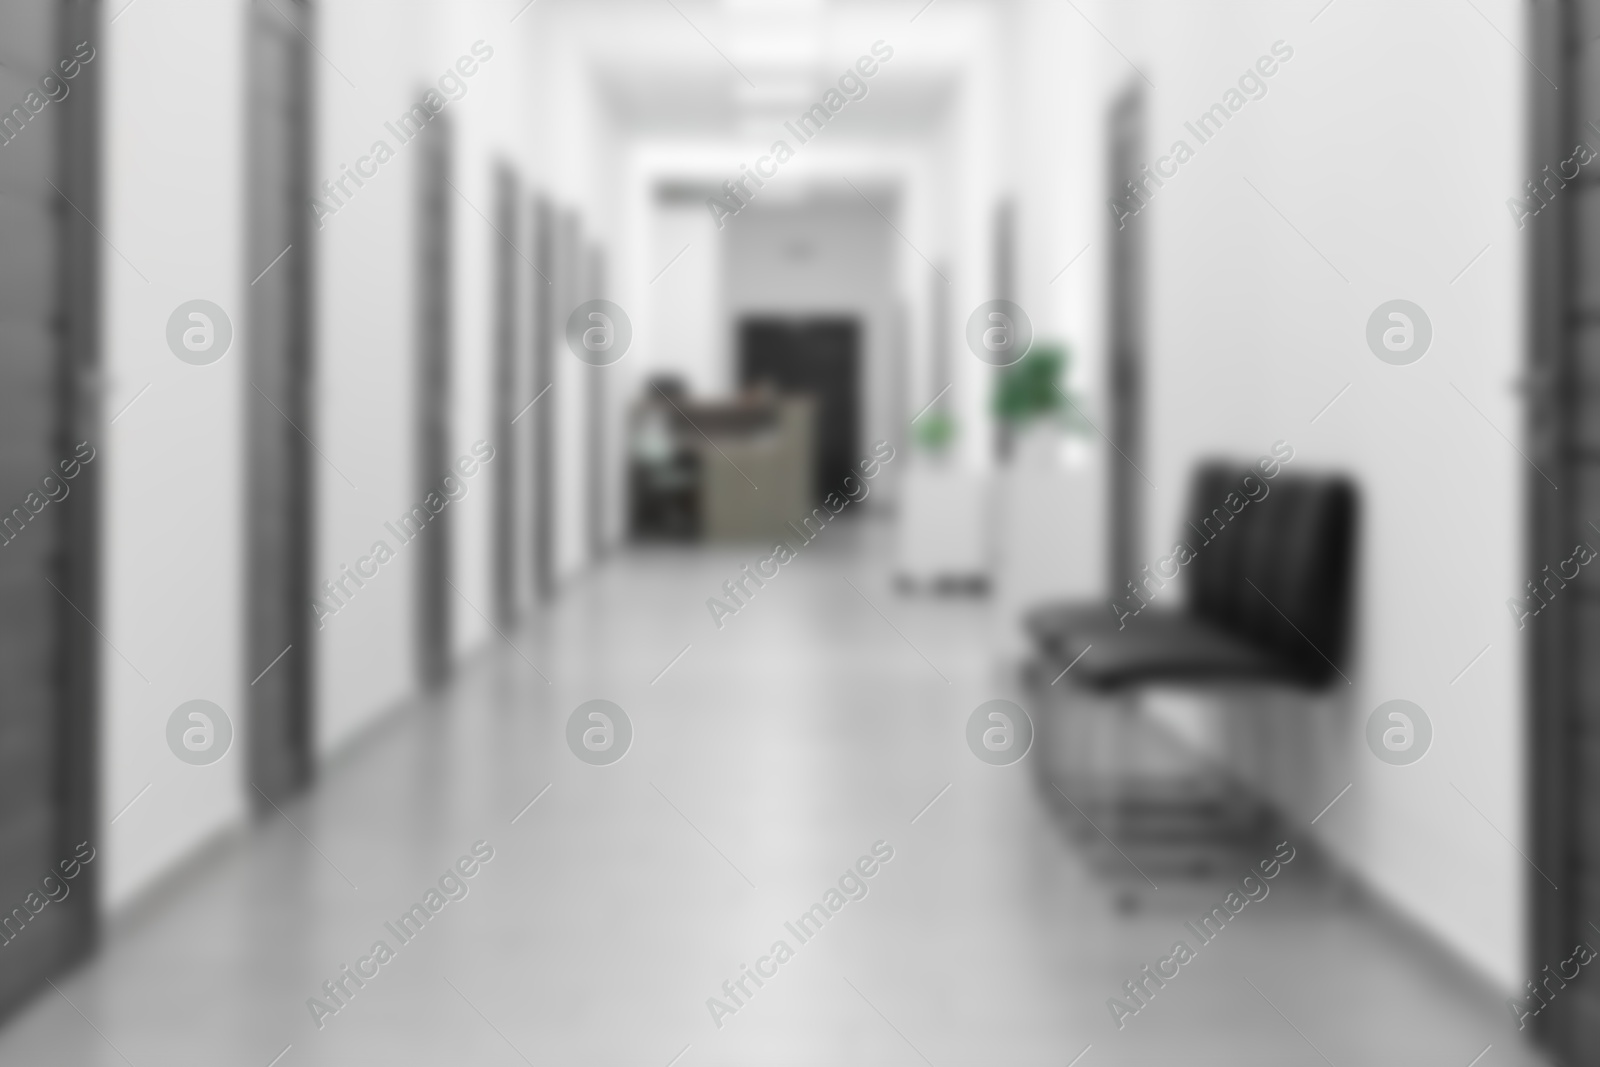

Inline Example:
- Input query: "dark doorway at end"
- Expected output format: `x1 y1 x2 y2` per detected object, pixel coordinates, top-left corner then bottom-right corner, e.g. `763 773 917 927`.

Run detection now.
738 317 860 503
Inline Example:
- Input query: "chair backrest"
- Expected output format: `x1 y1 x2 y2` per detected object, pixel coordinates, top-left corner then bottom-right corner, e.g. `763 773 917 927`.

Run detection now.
1181 461 1358 687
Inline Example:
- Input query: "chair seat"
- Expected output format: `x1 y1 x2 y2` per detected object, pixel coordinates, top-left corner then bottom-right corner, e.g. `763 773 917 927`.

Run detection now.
1032 603 1300 690
1024 601 1117 654
1027 465 1354 691
1026 603 1203 656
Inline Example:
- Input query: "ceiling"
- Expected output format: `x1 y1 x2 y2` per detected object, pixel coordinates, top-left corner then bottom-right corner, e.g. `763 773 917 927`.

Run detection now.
554 0 985 140
597 64 958 138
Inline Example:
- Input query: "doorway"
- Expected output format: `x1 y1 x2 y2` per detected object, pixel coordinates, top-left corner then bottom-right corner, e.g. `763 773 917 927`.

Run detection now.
414 111 454 687
738 317 861 501
245 0 315 802
993 198 1016 462
531 195 555 602
1525 3 1600 1063
555 209 581 581
491 164 518 628
586 245 607 562
0 0 103 1014
1105 84 1146 595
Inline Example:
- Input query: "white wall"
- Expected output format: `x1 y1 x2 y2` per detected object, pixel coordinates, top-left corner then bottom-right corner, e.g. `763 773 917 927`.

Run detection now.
1012 0 1107 420
435 0 502 662
312 0 427 755
978 0 1111 624
1069 0 1527 988
315 0 553 750
536 1 624 582
722 196 898 469
651 199 725 398
940 8 1001 474
102 0 248 909
99 0 571 910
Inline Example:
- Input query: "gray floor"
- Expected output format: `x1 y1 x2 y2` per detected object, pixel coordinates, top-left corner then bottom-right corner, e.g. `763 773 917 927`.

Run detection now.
0 521 1549 1065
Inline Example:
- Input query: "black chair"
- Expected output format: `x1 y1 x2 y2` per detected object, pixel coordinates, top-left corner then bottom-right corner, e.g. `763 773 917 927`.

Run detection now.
1024 461 1357 889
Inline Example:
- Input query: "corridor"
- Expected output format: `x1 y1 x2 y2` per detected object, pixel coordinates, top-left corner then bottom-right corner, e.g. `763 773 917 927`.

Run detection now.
0 522 1542 1066
2 0 1590 1061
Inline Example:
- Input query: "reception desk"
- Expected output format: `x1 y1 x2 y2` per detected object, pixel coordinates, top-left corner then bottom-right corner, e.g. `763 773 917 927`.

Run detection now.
630 393 814 544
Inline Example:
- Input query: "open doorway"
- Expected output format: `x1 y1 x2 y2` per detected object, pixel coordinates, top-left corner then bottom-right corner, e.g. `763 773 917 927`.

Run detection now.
245 0 315 803
738 317 861 501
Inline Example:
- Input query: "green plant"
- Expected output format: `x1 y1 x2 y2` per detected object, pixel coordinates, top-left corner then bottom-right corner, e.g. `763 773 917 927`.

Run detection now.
994 342 1085 432
913 408 957 455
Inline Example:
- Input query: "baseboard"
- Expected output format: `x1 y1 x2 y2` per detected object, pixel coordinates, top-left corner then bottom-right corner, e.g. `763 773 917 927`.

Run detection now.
1336 863 1518 1010
105 818 244 941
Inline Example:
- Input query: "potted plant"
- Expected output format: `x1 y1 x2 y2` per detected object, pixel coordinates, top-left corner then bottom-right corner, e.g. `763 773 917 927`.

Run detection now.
993 341 1087 465
987 339 1101 632
898 404 991 590
912 407 958 460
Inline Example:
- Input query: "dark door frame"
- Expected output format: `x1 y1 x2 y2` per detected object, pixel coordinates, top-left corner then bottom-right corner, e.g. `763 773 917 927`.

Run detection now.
246 0 316 802
993 197 1016 462
557 209 581 579
55 0 103 944
532 194 555 602
927 263 951 431
415 110 454 687
1524 2 1595 1063
586 243 605 562
46 0 103 1004
491 163 518 627
1106 83 1146 598
0 0 105 1019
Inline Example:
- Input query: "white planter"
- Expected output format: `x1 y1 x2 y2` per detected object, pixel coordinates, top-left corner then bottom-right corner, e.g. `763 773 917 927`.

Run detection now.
993 434 1104 654
895 460 991 587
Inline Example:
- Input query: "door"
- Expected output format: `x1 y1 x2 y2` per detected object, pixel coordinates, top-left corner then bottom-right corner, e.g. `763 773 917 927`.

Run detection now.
415 112 453 686
1106 85 1146 596
491 165 518 627
246 0 315 802
993 198 1016 461
531 195 555 602
738 317 861 500
1526 1 1600 1062
556 210 581 579
926 264 951 427
586 244 606 561
0 0 102 1014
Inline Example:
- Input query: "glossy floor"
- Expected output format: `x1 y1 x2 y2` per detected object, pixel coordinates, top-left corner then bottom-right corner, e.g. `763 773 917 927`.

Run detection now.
0 522 1547 1065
